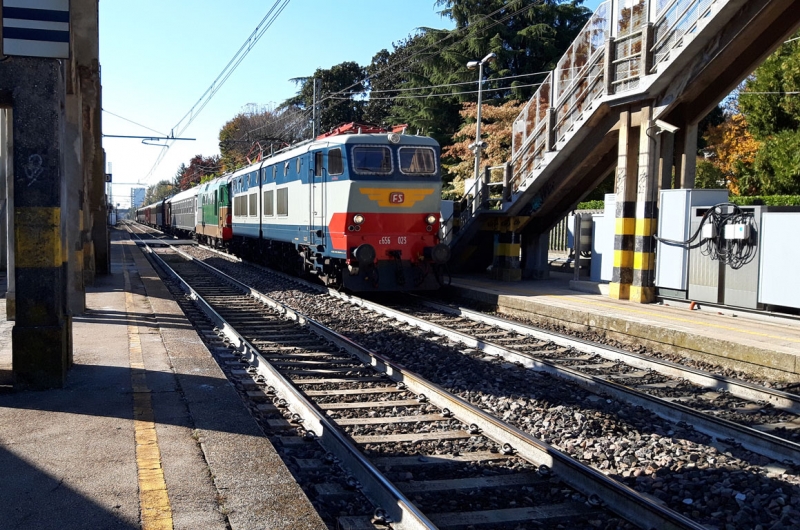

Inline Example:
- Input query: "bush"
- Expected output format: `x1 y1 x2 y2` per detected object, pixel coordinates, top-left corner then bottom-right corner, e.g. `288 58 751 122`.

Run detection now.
729 195 800 206
577 200 605 210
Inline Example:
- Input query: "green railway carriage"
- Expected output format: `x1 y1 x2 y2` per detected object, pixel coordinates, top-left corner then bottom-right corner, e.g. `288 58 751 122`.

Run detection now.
196 176 233 247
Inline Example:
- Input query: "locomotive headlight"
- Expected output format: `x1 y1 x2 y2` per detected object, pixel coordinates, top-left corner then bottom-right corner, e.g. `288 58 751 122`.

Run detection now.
426 215 437 225
387 133 401 144
353 214 365 225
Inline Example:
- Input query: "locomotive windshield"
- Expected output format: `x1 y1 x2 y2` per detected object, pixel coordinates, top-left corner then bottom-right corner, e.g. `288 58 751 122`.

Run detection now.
398 147 436 175
353 146 392 174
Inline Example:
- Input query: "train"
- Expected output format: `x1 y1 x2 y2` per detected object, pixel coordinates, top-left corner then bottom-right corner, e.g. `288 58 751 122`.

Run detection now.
136 124 451 292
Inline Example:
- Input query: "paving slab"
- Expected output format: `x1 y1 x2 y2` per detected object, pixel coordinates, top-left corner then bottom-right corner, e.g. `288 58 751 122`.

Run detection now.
0 229 325 529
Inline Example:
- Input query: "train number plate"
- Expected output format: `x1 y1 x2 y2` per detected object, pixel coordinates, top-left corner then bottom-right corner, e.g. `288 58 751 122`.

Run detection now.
379 236 408 245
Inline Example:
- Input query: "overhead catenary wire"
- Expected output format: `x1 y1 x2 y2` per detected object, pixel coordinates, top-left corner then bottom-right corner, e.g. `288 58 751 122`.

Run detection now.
144 0 292 181
237 1 554 144
234 0 569 157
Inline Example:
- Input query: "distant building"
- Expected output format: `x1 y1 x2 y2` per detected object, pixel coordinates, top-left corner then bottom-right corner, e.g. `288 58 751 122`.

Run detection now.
131 188 146 209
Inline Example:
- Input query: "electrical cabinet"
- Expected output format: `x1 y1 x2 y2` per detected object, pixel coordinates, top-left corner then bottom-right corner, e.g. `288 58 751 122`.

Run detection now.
758 212 800 309
687 205 764 309
655 189 728 297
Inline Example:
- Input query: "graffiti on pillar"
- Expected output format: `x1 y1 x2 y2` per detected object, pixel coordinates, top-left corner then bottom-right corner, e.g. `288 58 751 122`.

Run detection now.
24 154 44 187
615 166 626 195
638 168 649 196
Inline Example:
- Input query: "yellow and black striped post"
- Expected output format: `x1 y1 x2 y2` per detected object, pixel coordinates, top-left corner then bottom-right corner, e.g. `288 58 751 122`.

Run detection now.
4 58 71 389
631 105 659 303
490 217 523 281
609 109 638 300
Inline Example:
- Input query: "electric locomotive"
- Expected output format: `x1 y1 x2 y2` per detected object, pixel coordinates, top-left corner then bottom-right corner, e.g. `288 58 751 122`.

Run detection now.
136 125 450 292
228 124 450 291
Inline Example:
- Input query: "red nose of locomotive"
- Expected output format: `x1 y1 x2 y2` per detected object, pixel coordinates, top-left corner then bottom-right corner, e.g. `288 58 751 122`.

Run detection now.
341 211 447 267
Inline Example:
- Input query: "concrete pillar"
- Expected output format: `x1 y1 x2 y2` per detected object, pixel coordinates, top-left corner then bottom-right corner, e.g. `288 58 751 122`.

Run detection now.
609 109 639 300
521 229 549 280
1 58 71 389
678 122 698 189
2 108 15 320
73 0 105 281
630 105 659 304
658 130 675 198
0 109 8 273
490 218 522 282
65 90 85 314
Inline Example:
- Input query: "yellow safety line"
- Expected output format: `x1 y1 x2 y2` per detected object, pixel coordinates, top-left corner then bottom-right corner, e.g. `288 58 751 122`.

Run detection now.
123 255 174 530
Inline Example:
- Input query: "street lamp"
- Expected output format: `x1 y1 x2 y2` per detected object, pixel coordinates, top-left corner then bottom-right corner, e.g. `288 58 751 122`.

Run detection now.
466 52 496 205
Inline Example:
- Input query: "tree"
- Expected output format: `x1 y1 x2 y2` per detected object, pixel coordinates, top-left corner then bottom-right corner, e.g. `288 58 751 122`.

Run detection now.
143 180 175 205
283 61 367 134
739 32 800 139
737 30 800 194
424 0 591 102
441 100 523 196
700 112 760 195
218 104 308 172
175 154 221 190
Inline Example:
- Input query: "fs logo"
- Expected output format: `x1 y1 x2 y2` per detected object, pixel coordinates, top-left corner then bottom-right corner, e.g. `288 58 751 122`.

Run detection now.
389 192 405 204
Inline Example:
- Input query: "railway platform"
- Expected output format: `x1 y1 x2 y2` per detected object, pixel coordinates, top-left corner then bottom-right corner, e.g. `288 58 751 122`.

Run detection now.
446 273 800 381
0 230 325 529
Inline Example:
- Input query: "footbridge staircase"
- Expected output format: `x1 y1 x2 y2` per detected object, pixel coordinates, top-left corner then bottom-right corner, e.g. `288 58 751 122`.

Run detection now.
447 0 800 285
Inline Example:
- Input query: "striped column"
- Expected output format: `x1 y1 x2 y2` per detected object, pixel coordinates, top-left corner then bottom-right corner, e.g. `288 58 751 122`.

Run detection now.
609 109 638 300
6 57 70 389
631 105 659 303
490 217 522 282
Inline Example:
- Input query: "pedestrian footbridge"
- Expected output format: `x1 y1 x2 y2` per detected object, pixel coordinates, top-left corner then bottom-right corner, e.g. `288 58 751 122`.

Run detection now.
448 0 800 302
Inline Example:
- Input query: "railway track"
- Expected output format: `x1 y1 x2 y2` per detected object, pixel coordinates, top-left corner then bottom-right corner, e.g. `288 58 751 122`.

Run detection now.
124 228 704 530
125 222 800 528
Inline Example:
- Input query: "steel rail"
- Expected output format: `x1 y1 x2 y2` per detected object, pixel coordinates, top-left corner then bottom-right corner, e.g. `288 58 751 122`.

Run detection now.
189 240 800 416
416 297 800 414
169 245 706 530
320 291 800 465
135 240 438 530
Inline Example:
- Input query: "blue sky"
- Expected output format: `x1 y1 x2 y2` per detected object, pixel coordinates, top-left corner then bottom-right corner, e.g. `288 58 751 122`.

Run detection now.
101 0 603 207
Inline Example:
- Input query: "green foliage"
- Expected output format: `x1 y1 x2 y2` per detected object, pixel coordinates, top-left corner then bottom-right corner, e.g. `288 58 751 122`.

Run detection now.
729 195 800 206
576 200 604 210
143 180 175 206
740 32 800 139
695 160 726 189
284 61 367 133
751 130 800 194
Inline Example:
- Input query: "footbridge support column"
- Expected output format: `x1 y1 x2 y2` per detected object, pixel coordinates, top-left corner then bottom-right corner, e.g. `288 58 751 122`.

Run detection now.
521 229 549 280
631 104 659 303
610 108 639 300
489 217 523 282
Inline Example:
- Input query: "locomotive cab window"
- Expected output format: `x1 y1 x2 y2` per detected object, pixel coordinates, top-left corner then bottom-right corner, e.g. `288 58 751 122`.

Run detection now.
353 146 392 174
328 148 343 175
296 158 301 174
399 147 437 175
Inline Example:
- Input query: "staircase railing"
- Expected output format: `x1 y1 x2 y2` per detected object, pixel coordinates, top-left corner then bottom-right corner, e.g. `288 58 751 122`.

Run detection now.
448 0 728 247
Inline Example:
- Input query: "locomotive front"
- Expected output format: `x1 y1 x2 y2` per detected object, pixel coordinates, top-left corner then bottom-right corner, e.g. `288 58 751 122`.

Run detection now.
328 133 449 291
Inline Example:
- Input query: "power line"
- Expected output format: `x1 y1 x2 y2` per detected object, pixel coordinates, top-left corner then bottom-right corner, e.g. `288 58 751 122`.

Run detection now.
333 81 546 101
237 0 549 145
143 0 292 181
102 108 166 136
